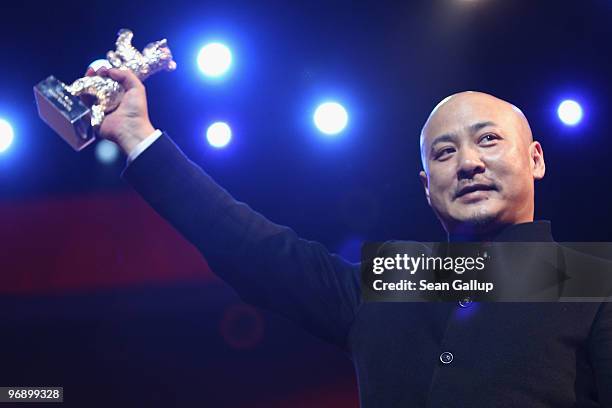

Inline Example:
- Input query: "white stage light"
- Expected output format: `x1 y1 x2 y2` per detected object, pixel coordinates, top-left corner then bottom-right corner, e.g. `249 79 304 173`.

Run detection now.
207 122 232 148
557 100 583 126
313 102 348 135
197 43 232 78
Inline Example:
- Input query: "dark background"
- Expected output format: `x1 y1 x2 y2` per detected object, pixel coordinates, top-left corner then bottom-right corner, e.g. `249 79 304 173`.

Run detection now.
1 0 611 406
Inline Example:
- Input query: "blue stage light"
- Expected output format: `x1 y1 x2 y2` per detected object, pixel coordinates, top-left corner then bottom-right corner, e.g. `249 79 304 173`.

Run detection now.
206 122 232 148
0 118 14 153
313 102 348 135
95 139 120 164
557 100 583 126
197 43 232 78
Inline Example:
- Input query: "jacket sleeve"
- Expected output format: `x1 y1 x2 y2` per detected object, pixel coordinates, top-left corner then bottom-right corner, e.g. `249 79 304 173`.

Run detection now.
121 132 362 351
589 301 612 405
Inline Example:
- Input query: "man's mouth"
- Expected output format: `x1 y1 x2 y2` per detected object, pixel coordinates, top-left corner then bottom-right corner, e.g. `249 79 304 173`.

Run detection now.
455 183 496 199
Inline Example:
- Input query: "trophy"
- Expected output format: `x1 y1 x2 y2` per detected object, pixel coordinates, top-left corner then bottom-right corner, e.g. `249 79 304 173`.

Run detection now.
34 29 177 151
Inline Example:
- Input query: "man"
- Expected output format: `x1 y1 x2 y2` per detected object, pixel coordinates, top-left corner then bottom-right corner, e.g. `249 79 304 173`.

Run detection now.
418 92 545 241
89 66 611 407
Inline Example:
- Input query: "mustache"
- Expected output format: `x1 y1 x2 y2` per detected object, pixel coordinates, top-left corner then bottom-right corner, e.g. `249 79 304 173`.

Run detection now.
454 179 498 198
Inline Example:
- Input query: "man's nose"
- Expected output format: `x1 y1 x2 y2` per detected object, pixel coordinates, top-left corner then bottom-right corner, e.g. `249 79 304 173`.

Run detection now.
457 147 485 179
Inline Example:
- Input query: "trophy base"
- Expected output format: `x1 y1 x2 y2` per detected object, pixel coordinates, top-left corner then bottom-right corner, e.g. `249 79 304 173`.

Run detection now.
34 76 96 151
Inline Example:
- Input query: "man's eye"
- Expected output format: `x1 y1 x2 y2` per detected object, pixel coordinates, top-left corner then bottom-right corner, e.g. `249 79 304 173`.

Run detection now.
435 148 455 160
479 133 500 144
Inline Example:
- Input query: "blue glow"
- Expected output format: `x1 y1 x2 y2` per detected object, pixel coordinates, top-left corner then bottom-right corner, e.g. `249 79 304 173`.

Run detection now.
337 237 363 263
313 102 348 135
206 122 232 148
197 43 232 78
0 118 15 153
453 301 480 321
557 100 583 126
95 139 120 164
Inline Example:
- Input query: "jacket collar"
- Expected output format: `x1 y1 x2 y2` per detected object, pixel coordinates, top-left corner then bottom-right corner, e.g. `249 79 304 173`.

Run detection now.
449 220 554 243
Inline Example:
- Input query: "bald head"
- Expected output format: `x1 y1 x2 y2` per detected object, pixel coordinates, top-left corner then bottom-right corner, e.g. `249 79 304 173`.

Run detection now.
420 91 533 170
417 91 545 239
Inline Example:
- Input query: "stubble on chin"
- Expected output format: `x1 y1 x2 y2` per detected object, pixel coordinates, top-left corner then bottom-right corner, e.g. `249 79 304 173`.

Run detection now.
455 204 500 229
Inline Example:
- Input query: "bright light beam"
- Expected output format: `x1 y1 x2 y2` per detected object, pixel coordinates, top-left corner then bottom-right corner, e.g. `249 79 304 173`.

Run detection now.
313 102 348 136
206 122 232 148
557 100 583 126
197 43 232 78
0 118 15 153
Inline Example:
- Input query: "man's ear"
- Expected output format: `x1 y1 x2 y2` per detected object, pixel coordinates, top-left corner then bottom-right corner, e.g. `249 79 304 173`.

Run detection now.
529 141 546 180
419 170 431 206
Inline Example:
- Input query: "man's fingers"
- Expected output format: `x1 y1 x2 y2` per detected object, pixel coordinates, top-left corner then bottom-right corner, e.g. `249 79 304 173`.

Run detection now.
86 59 112 76
105 68 143 91
84 62 143 91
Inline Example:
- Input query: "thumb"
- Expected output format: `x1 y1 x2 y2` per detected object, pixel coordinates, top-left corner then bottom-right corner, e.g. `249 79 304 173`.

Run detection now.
103 68 143 91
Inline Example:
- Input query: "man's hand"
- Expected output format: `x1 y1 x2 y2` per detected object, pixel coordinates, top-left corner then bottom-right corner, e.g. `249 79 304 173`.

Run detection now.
85 67 156 155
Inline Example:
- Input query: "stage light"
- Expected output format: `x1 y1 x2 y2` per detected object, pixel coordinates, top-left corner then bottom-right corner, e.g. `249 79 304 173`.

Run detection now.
557 100 583 126
95 139 120 164
0 118 15 153
313 102 348 135
206 122 232 148
197 43 232 78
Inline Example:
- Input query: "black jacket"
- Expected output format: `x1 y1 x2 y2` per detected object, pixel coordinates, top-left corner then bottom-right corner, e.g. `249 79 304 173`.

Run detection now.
123 133 612 407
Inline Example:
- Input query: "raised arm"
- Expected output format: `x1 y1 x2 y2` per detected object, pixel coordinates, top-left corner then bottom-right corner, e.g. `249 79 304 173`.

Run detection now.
91 67 362 351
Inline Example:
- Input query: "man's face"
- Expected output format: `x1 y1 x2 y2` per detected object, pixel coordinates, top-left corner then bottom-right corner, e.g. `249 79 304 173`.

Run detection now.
419 92 545 236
